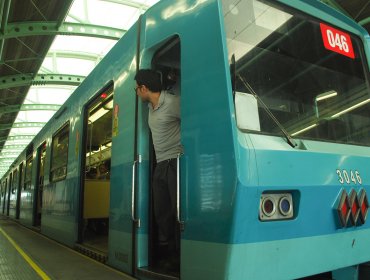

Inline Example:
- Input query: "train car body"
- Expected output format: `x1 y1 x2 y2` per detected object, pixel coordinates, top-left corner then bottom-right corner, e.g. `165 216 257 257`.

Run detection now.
1 0 370 279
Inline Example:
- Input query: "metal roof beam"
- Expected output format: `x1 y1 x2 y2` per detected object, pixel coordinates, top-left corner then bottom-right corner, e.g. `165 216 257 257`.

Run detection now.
30 0 48 21
1 104 61 114
2 144 27 150
0 135 35 143
320 0 352 18
0 0 11 61
0 159 14 163
21 104 60 111
354 2 370 21
0 122 45 131
0 73 84 89
0 152 20 157
38 51 101 74
0 56 42 64
102 0 150 10
46 50 102 61
32 73 84 86
359 17 370 26
1 49 102 71
4 22 125 40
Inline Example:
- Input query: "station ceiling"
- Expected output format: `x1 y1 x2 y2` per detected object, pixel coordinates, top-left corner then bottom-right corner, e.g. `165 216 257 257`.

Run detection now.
0 0 158 176
0 0 369 177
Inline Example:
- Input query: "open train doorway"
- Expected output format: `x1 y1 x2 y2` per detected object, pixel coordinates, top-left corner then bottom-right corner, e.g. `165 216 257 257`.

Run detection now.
3 179 8 214
34 142 46 227
142 36 182 277
79 85 114 258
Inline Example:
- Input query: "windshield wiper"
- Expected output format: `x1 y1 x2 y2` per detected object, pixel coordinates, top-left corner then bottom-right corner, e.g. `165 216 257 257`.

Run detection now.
237 75 297 148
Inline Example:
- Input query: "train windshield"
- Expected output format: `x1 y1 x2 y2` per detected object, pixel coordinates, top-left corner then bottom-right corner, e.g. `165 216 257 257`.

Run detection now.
223 0 370 146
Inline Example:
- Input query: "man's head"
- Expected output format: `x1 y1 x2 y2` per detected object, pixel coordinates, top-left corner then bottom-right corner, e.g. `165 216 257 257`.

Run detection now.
134 69 162 102
134 69 161 90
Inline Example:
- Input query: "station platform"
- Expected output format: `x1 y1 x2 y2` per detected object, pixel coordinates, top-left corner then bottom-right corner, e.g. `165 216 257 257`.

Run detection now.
0 216 133 280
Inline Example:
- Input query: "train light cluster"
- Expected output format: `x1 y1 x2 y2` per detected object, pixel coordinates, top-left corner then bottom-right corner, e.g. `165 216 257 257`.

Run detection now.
349 189 360 225
358 189 369 224
337 190 351 227
335 188 369 228
259 193 293 221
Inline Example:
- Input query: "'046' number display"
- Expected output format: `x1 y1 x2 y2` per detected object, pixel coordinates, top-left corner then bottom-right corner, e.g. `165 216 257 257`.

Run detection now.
336 169 362 185
326 30 349 52
320 23 355 59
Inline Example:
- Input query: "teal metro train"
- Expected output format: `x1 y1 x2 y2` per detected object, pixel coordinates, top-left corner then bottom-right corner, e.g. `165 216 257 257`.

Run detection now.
1 0 370 279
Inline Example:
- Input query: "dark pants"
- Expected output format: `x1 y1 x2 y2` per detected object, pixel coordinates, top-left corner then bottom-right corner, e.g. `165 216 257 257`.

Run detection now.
153 158 178 258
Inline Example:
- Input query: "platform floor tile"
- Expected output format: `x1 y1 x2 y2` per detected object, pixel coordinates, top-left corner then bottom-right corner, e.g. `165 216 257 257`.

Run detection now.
0 217 134 280
0 227 40 280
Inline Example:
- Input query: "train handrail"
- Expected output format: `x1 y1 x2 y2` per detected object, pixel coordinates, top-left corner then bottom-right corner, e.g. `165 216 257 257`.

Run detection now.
131 156 140 228
177 153 184 230
85 120 93 173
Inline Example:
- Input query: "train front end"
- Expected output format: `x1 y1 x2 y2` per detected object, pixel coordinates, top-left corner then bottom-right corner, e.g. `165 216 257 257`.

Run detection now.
222 0 370 278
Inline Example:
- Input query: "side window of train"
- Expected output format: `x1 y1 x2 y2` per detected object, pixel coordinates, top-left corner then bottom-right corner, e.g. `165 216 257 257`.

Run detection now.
25 157 33 190
8 173 13 194
85 86 113 180
50 123 70 182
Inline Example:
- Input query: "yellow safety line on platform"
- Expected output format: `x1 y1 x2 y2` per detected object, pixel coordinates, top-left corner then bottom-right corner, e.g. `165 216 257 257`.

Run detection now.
5 219 134 279
0 227 51 280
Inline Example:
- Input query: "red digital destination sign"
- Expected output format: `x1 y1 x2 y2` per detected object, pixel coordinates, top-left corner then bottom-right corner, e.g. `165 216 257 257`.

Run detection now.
320 23 355 59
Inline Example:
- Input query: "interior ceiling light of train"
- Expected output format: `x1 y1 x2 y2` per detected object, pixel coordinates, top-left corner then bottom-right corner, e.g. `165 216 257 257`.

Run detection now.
0 0 159 177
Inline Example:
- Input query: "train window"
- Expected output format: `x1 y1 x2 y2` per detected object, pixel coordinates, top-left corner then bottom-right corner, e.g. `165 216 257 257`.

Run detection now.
85 86 113 178
50 123 70 182
12 169 18 194
8 173 13 196
4 179 7 198
24 157 33 190
39 143 46 186
223 0 370 146
19 162 24 192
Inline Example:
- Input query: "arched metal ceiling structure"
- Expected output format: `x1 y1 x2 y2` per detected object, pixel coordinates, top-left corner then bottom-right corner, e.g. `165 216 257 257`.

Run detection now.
0 0 369 177
0 0 159 176
322 0 370 29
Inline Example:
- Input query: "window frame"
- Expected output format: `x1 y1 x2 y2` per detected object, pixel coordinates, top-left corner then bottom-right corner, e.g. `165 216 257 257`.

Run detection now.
24 156 33 190
50 122 70 183
223 0 370 146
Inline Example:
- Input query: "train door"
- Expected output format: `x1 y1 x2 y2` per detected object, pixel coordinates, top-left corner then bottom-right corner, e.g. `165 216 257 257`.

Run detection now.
9 168 18 218
136 37 182 278
6 173 13 216
16 162 24 219
79 85 113 258
34 142 46 227
24 156 33 221
1 178 6 214
0 181 2 213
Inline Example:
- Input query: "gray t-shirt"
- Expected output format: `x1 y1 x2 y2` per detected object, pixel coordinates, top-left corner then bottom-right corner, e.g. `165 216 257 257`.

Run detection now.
148 91 183 163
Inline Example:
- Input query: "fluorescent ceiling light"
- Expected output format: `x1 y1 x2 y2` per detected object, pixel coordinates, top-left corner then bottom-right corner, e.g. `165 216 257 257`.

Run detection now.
331 99 370 118
315 90 337 102
291 123 317 136
89 107 110 123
